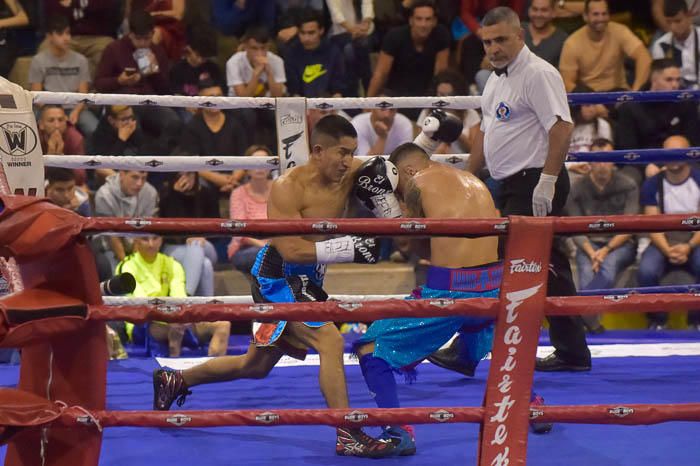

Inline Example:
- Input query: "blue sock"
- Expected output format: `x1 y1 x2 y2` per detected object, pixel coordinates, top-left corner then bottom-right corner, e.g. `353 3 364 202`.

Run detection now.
359 353 400 408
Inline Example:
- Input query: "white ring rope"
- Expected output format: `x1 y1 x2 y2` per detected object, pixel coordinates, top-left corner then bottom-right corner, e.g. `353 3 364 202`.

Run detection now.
32 91 483 110
103 294 406 306
44 154 470 171
306 96 482 110
32 91 276 110
44 155 281 171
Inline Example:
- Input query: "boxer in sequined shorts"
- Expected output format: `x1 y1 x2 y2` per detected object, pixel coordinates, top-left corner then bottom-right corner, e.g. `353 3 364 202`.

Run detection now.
354 142 552 456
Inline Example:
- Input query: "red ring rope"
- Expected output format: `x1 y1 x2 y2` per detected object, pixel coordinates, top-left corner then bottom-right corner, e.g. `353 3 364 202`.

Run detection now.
48 403 700 429
80 293 700 325
82 213 700 236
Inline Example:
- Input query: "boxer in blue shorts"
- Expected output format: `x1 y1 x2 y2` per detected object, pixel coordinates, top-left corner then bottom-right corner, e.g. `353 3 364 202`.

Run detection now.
151 112 463 458
358 262 501 377
247 244 334 360
152 115 397 458
353 141 552 456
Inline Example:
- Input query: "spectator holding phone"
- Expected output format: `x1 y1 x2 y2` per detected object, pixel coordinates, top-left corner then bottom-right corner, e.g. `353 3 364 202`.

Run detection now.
95 9 170 94
95 9 181 153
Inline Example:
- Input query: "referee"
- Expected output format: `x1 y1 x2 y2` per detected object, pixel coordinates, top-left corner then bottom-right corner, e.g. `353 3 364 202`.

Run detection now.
470 7 591 371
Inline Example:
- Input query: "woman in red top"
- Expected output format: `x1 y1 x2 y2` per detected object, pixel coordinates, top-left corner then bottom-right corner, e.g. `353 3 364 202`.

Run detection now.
227 145 274 274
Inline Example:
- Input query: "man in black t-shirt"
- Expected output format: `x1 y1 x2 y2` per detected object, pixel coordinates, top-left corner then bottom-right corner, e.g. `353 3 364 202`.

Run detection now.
367 0 450 116
617 59 700 150
170 28 223 98
178 79 249 192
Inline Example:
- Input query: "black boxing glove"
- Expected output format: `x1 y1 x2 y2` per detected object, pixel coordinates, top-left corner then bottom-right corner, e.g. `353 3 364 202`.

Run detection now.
353 156 402 218
315 236 380 264
414 109 464 154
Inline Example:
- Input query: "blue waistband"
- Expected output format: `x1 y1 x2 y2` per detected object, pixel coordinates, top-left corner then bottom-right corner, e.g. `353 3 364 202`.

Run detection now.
425 262 502 292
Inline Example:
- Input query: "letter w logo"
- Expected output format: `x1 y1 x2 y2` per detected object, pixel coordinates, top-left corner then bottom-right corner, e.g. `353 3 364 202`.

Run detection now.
3 128 25 154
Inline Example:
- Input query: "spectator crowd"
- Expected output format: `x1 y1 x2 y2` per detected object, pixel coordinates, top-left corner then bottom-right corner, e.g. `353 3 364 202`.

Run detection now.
3 0 700 359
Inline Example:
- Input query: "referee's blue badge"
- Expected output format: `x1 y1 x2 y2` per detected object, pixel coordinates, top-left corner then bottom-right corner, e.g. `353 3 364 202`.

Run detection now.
495 101 511 121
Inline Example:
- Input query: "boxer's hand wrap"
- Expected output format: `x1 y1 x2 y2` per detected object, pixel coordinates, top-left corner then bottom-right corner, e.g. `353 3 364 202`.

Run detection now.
315 236 380 264
353 156 402 218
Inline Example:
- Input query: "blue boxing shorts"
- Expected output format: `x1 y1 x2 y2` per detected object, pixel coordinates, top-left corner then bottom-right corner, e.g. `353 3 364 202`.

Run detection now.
250 244 331 358
355 262 502 371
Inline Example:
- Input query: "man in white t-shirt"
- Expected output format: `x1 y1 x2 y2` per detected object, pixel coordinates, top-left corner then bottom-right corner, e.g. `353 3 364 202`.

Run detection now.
351 93 413 155
638 135 700 330
226 26 286 97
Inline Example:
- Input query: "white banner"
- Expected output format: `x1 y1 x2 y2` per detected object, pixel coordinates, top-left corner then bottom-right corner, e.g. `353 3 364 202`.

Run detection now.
276 97 309 172
0 77 44 196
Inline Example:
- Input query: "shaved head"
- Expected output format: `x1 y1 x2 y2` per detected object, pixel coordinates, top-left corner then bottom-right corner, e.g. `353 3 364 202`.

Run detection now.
310 114 357 148
388 142 429 166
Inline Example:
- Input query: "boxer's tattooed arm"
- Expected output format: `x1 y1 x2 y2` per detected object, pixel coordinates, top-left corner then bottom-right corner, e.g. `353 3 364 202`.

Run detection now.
404 178 424 217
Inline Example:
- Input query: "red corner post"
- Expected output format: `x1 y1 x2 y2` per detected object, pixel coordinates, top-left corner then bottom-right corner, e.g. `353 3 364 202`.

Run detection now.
478 216 554 466
0 195 106 466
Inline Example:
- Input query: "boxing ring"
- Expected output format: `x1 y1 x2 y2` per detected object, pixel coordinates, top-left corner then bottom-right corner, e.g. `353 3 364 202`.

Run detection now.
1 88 700 465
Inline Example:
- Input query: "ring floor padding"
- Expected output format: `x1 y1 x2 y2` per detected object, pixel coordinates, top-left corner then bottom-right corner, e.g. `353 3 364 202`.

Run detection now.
1 346 699 465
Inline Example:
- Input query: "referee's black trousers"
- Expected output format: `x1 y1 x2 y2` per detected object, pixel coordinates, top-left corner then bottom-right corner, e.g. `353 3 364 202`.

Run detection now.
497 167 591 365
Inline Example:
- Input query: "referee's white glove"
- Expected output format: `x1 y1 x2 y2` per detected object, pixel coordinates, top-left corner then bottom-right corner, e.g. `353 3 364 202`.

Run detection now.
532 173 558 217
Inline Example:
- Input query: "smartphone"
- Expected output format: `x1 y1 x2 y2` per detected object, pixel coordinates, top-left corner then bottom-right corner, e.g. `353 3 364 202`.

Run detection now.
124 67 138 76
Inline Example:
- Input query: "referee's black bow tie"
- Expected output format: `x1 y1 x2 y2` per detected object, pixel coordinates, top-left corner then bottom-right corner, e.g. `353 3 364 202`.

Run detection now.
494 66 508 77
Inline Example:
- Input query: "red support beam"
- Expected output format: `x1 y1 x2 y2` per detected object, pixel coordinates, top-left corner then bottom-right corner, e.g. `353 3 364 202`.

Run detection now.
479 217 553 466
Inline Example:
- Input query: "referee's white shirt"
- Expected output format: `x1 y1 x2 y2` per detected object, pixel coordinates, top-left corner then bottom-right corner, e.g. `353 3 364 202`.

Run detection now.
481 45 572 180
